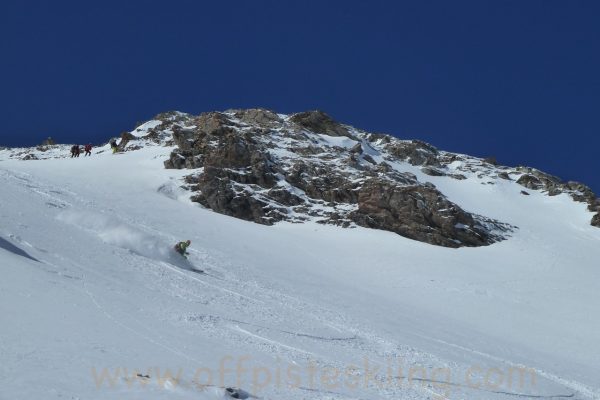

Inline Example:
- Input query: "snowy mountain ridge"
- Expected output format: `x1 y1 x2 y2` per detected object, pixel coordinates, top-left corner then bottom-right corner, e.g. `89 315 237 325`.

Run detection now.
1 110 600 399
3 108 597 247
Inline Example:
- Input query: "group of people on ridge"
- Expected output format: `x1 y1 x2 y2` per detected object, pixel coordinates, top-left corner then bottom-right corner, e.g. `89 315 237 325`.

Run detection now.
70 139 121 157
71 144 93 158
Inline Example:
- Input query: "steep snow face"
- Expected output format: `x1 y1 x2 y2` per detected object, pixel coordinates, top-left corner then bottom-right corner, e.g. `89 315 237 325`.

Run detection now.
1 111 599 400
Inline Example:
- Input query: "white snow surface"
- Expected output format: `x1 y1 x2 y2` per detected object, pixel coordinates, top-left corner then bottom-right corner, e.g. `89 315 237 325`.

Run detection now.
1 125 599 400
131 120 163 137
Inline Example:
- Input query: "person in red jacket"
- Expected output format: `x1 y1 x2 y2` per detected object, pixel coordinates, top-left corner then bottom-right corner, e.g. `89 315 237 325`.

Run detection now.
84 143 92 156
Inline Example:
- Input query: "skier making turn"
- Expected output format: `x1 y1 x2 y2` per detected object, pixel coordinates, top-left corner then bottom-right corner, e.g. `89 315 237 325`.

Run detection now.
174 240 191 257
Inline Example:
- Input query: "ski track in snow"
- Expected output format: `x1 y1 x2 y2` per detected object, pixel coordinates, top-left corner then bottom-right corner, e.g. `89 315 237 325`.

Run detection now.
82 277 205 365
413 334 595 400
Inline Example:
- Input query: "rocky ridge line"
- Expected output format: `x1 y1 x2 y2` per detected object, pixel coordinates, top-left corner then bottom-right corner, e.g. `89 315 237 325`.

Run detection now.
4 109 598 246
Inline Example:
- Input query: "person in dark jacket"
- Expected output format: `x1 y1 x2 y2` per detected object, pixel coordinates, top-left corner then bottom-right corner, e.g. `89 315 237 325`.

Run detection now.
70 145 81 158
84 143 92 156
110 139 118 154
174 240 191 257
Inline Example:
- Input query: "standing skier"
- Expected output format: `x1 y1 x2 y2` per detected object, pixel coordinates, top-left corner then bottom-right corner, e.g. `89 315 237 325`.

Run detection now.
70 145 81 158
110 139 118 154
174 240 191 257
84 143 92 156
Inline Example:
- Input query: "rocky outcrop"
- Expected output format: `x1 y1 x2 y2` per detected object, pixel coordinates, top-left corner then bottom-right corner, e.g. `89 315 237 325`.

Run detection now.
516 174 544 190
421 167 445 177
161 109 514 247
592 213 600 227
117 131 137 152
385 140 440 166
289 110 350 137
165 113 282 225
515 167 599 226
231 109 283 128
497 172 511 180
190 171 285 225
421 167 466 180
515 168 568 193
351 180 507 248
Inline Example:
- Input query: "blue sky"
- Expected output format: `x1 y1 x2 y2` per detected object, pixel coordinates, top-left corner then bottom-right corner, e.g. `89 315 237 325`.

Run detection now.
1 0 598 192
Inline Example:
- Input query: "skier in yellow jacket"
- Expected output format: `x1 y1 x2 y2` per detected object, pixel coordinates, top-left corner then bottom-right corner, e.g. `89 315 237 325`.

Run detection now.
174 240 191 257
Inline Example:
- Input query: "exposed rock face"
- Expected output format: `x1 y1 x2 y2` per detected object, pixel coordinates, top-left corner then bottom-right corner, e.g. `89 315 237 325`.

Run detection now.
592 213 600 227
384 140 440 166
517 174 544 190
351 181 507 247
515 167 599 226
420 166 467 181
421 167 445 177
289 110 350 137
158 109 515 247
231 108 283 128
117 131 137 152
498 172 511 180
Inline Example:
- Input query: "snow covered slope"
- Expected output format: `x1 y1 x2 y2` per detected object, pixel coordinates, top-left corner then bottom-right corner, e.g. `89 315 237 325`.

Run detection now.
1 116 599 400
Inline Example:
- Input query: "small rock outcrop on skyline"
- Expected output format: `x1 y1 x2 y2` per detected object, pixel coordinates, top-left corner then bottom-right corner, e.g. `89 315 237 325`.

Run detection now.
515 167 600 220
